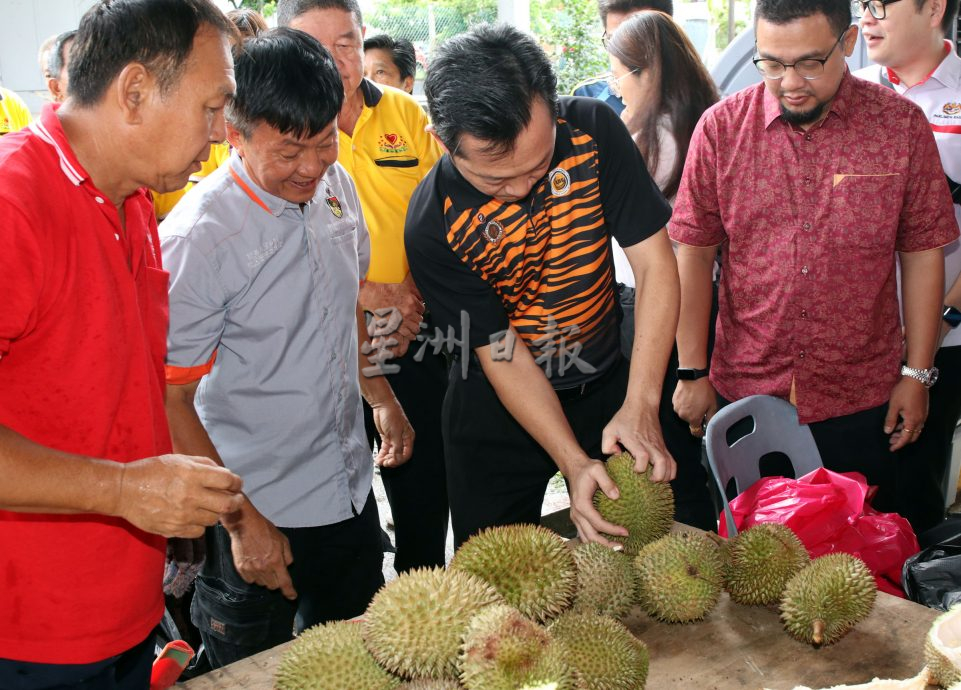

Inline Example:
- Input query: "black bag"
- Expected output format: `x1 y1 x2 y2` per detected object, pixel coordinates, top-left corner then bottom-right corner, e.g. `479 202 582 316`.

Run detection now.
902 516 961 610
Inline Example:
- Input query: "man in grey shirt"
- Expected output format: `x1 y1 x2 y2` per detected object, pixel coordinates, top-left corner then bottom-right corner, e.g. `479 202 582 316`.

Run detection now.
161 28 413 668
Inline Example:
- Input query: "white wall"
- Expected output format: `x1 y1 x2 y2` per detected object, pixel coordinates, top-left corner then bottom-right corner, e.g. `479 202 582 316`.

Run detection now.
0 0 96 113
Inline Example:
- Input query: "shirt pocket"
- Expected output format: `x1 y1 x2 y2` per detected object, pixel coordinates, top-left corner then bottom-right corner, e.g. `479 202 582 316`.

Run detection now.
830 172 901 250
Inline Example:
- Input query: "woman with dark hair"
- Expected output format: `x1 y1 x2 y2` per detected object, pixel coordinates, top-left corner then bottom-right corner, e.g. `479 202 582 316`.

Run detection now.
605 10 718 201
605 10 720 531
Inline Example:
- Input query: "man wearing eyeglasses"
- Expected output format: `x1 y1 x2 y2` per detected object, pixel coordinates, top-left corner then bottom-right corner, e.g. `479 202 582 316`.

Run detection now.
852 0 961 532
672 0 958 515
572 0 675 115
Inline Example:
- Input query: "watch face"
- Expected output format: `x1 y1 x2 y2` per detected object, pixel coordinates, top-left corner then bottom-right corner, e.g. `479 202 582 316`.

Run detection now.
944 307 961 328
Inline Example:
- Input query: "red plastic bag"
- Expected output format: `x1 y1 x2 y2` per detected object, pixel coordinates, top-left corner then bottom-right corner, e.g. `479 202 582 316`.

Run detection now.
718 467 920 597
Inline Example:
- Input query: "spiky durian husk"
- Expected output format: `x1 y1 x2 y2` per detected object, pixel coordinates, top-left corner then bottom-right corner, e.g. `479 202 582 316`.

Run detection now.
449 524 577 623
549 612 649 690
592 453 674 556
634 532 723 623
363 567 503 680
779 553 876 647
925 606 961 687
725 523 810 606
571 542 638 618
396 681 465 690
458 604 574 690
275 621 399 690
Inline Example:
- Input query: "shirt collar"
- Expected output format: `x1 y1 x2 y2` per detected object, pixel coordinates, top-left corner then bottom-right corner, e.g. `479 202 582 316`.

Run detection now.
886 40 959 89
227 150 312 217
360 78 383 108
762 68 853 130
28 103 90 186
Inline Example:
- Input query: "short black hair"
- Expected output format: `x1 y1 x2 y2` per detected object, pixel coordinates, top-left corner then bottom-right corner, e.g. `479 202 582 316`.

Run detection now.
754 0 852 37
597 0 673 27
425 23 557 156
68 0 235 107
363 34 416 82
48 30 77 79
276 0 363 29
227 27 343 140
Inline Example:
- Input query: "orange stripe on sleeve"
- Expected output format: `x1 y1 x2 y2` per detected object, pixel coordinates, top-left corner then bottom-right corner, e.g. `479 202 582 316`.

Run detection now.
165 350 217 385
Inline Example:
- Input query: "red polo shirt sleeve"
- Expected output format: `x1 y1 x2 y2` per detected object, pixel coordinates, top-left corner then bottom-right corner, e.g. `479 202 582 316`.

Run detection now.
0 201 43 357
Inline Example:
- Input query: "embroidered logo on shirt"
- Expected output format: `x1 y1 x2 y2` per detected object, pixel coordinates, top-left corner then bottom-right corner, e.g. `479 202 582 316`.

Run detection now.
246 238 283 269
378 133 409 154
326 195 344 218
482 219 504 245
943 103 961 116
549 167 571 196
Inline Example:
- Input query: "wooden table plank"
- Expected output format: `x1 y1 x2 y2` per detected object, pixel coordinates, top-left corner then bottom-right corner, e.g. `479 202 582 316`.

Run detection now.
180 590 938 689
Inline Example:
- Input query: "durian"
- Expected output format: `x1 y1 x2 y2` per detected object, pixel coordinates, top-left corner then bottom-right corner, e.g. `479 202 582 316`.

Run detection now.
925 605 961 687
780 553 876 647
634 531 723 623
275 621 399 690
396 681 465 690
449 524 577 623
550 612 649 690
724 523 809 606
571 542 637 618
458 604 574 690
363 567 503 680
593 453 674 555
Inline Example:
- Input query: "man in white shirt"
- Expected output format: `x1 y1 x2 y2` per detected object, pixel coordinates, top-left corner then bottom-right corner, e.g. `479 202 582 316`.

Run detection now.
854 0 961 532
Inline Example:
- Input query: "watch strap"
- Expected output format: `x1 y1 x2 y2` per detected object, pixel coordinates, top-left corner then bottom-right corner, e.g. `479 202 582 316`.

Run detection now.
677 367 709 381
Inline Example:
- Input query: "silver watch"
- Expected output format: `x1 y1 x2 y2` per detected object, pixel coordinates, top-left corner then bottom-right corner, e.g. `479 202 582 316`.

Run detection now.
901 364 939 388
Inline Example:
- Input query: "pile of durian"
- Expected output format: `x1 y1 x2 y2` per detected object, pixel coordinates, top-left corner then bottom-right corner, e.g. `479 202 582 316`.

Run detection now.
271 452 897 689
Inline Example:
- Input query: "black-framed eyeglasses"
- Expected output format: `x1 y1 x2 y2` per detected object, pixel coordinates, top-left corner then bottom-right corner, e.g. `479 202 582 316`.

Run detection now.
752 30 848 80
851 0 905 20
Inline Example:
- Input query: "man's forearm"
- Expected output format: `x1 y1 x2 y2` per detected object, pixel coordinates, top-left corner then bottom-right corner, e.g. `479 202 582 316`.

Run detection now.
625 230 680 411
0 425 122 515
165 382 224 466
675 243 717 368
356 304 400 406
901 248 945 369
476 338 590 476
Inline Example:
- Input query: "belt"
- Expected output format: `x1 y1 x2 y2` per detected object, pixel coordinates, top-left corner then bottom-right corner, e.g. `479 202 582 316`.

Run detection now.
454 352 623 400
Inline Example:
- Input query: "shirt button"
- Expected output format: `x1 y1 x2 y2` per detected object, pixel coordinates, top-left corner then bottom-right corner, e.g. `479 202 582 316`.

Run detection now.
801 266 809 275
114 233 120 241
95 196 105 204
804 176 813 184
801 309 808 318
805 134 812 142
802 222 812 231
799 350 806 358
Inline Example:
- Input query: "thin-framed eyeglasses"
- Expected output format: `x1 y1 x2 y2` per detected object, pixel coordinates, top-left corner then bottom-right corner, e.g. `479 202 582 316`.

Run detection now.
851 0 905 20
607 68 639 98
752 30 848 80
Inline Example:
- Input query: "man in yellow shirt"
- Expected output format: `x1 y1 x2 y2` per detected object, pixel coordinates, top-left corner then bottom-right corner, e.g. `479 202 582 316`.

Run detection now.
0 87 31 135
279 0 449 574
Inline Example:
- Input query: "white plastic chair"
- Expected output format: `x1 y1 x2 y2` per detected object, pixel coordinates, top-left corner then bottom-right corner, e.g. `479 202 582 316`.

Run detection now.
704 395 823 536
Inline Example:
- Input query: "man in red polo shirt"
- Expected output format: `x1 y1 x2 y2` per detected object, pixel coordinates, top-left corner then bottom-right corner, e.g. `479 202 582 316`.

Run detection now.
0 1 243 687
671 0 958 513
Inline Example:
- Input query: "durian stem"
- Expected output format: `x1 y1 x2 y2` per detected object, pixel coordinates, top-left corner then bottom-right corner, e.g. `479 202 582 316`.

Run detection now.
812 619 825 646
705 531 726 546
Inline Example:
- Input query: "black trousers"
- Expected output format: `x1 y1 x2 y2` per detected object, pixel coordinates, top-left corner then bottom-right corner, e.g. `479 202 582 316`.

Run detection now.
443 357 630 548
0 636 153 690
894 345 961 532
364 343 450 572
190 491 384 669
618 283 717 530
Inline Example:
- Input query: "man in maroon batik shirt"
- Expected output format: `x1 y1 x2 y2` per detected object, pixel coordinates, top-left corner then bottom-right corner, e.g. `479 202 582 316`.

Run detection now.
670 0 958 513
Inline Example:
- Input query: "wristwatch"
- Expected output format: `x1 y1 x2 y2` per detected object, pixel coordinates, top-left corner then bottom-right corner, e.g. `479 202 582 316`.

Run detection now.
900 364 939 388
677 367 710 381
944 305 961 329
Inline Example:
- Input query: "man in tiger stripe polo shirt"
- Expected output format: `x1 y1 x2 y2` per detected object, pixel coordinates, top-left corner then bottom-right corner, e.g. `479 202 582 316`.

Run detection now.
405 23 680 548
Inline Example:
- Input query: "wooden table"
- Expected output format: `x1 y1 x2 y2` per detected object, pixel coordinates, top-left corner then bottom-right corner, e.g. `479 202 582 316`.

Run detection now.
181 587 938 689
